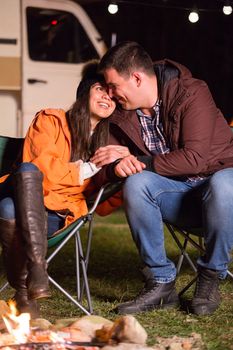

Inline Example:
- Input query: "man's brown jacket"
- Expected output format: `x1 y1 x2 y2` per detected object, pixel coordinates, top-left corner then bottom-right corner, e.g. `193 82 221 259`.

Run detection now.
95 59 233 186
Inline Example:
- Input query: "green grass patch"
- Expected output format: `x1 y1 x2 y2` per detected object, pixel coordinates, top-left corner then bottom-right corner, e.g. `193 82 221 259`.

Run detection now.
0 209 232 349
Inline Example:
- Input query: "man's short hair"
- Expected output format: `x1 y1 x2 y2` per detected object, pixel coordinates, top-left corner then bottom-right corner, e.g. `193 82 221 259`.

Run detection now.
99 41 154 78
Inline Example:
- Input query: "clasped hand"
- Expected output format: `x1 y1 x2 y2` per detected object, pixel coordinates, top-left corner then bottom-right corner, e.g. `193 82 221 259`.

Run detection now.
91 145 145 178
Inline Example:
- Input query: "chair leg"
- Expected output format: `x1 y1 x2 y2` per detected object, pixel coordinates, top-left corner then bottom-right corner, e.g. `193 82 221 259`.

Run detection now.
0 281 9 293
166 224 198 273
178 241 198 273
227 269 233 279
46 218 93 315
166 223 233 299
198 237 204 250
75 233 81 301
48 276 91 315
178 275 198 297
75 233 93 314
176 237 198 273
80 215 94 301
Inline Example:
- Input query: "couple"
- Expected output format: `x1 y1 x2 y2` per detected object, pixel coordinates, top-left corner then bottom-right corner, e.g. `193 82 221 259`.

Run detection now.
1 41 233 318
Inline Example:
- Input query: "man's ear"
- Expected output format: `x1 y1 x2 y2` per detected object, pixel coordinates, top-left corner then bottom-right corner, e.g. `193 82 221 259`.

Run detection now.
132 72 142 87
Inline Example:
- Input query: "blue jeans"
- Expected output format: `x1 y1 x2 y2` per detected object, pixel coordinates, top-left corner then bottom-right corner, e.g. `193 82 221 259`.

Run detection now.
0 162 64 236
123 169 233 283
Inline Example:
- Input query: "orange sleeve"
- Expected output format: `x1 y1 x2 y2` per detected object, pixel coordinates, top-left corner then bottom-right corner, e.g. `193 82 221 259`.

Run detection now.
22 109 82 189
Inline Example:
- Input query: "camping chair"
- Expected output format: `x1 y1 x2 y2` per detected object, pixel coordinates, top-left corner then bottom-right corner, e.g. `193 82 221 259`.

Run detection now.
0 135 121 315
165 223 233 296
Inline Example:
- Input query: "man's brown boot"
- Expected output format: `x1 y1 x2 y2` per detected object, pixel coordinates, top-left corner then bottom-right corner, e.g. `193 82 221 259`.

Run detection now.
190 266 221 315
116 279 179 314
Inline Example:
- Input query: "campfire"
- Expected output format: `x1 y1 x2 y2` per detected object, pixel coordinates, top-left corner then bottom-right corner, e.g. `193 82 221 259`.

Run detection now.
0 300 106 349
2 301 30 344
0 300 147 350
0 300 204 350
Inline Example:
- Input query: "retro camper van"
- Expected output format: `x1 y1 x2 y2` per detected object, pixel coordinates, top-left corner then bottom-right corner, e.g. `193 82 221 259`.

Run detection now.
0 0 106 137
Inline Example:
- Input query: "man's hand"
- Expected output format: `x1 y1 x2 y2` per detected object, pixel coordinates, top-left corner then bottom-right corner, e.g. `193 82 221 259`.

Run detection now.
115 155 146 178
91 145 130 167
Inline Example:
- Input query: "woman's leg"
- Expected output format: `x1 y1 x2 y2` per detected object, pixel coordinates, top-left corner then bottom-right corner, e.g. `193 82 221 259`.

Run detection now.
0 195 40 318
13 162 50 300
47 210 65 237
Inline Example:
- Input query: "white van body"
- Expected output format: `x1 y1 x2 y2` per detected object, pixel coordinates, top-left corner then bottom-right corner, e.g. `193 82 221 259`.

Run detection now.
0 0 106 137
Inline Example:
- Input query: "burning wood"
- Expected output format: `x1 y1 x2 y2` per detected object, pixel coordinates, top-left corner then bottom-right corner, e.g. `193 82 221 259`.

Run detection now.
0 301 102 349
0 301 148 350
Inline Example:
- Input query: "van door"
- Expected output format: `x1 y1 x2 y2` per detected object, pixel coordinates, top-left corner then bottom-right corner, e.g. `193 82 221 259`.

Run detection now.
21 0 106 136
0 0 21 137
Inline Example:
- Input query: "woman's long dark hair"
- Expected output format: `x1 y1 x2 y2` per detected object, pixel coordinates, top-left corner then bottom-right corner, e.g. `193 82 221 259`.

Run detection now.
66 88 109 162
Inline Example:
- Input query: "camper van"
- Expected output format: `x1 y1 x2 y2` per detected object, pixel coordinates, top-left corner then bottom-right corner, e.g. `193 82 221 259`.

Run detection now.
0 0 106 137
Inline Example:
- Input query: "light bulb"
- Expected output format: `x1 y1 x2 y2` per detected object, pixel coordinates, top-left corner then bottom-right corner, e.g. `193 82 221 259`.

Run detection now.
188 11 199 23
108 3 118 15
223 5 233 15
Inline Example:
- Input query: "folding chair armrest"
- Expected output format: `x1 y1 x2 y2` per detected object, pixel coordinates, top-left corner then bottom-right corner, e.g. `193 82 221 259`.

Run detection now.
87 181 123 214
87 185 107 214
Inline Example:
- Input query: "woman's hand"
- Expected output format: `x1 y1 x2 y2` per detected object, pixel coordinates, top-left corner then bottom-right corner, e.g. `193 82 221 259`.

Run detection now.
90 145 130 167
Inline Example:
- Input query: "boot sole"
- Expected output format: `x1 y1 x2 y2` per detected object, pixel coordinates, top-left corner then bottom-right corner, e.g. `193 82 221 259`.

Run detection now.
117 301 179 314
190 304 219 316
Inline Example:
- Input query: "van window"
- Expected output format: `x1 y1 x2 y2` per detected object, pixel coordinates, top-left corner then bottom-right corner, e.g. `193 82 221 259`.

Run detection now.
26 7 99 63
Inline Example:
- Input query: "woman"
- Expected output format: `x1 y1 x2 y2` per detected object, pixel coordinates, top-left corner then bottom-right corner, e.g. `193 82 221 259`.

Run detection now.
0 61 124 318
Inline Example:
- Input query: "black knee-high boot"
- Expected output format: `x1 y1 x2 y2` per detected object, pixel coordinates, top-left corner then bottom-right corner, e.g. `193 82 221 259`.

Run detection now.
13 170 50 300
0 217 40 318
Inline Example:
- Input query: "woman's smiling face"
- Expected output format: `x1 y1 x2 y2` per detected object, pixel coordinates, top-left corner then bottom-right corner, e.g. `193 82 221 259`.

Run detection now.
89 82 116 127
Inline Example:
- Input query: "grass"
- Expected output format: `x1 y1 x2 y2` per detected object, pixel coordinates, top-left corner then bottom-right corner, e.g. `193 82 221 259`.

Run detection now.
0 209 233 349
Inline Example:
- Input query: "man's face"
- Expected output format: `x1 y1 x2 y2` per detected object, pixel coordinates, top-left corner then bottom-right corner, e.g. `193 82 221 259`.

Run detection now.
104 68 140 110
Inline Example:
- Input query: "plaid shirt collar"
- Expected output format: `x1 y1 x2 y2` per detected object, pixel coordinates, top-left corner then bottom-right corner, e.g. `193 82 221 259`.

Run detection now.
136 101 170 155
136 100 161 120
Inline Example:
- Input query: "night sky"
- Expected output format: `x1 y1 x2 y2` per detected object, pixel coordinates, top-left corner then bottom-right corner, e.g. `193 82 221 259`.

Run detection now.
78 0 233 120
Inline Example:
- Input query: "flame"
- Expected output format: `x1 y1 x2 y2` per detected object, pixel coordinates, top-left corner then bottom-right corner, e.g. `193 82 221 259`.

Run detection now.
2 300 31 344
1 301 68 349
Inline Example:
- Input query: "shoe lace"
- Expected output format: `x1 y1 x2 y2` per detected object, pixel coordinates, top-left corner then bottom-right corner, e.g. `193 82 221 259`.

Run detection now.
134 281 159 302
194 272 218 299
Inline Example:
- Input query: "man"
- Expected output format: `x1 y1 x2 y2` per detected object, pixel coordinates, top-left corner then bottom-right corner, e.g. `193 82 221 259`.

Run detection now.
91 41 233 316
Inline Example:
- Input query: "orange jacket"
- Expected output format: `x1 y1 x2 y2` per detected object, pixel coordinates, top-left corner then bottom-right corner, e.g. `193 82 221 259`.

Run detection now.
23 109 123 228
22 108 94 227
0 108 123 230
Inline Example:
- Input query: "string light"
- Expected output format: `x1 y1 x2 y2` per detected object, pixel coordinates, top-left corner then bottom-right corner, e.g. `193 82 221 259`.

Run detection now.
106 1 233 18
108 2 119 14
223 1 233 15
188 10 199 23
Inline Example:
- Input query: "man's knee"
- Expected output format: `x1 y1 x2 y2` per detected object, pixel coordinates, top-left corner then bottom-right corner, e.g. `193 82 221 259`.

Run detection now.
123 171 166 205
208 168 233 199
123 171 154 195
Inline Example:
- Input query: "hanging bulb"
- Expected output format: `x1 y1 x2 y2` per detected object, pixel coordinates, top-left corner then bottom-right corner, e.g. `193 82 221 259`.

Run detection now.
108 3 118 15
223 5 232 15
188 10 199 23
